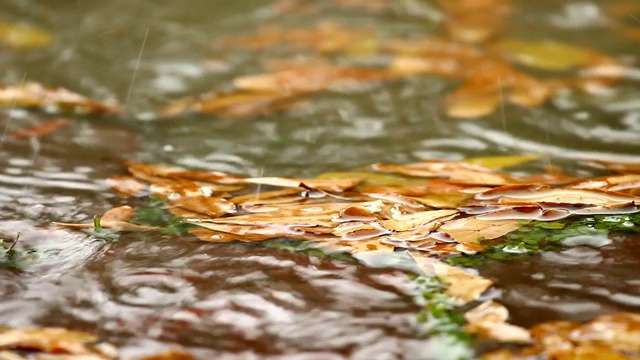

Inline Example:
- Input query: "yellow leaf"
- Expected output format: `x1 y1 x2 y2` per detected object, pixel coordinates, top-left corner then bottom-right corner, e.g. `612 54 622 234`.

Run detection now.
463 155 541 169
495 39 604 71
408 252 493 304
437 217 527 245
465 301 532 343
0 23 52 49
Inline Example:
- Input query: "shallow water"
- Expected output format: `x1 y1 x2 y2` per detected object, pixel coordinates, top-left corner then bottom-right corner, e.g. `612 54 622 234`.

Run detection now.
1 0 640 359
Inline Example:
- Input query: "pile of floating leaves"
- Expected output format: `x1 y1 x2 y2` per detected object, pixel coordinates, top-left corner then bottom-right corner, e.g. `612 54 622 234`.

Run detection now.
49 155 640 358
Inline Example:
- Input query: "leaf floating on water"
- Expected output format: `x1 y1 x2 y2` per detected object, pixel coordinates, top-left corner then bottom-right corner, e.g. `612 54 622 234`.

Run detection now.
158 90 300 118
372 160 515 186
216 22 374 54
495 39 611 71
0 82 122 115
409 251 493 304
233 66 394 93
437 0 513 43
243 176 363 192
53 206 158 232
462 154 541 169
11 118 69 139
437 217 527 245
0 328 114 359
106 176 147 198
465 300 532 343
137 349 195 360
0 23 52 49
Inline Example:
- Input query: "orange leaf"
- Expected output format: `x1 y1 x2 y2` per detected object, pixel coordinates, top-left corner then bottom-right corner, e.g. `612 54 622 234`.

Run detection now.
11 118 68 139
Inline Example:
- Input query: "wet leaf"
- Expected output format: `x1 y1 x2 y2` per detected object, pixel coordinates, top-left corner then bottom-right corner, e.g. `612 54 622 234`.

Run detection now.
372 160 515 186
233 66 394 93
243 176 363 192
462 155 541 169
0 82 122 115
0 328 97 354
159 90 300 117
437 217 527 245
476 185 640 207
409 251 494 304
465 301 532 343
137 349 194 360
11 118 69 139
106 176 147 198
169 196 236 218
53 206 157 232
0 23 52 49
495 39 610 71
217 22 374 54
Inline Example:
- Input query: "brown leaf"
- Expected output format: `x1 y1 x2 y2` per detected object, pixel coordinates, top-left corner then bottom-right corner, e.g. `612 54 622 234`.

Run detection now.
0 328 97 354
0 82 122 115
409 252 493 304
217 22 373 54
100 206 135 223
158 90 299 117
243 176 363 192
106 176 147 198
137 349 194 360
476 185 640 207
53 206 157 232
437 216 527 245
170 196 236 218
372 160 514 186
11 118 69 139
233 66 394 94
465 301 532 343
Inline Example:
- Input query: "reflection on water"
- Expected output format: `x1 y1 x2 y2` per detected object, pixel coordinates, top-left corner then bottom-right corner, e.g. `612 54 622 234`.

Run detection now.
1 237 430 359
0 0 640 358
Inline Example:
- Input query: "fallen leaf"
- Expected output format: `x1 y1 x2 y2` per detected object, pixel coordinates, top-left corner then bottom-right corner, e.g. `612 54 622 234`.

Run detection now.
0 82 122 115
137 349 194 360
233 66 394 93
495 39 611 71
170 196 236 218
462 154 541 169
243 176 363 192
437 216 527 245
409 251 493 304
0 23 52 49
53 206 157 232
217 22 374 54
372 160 514 186
11 118 69 139
106 176 147 198
0 328 96 354
158 90 298 117
476 185 640 207
465 300 532 343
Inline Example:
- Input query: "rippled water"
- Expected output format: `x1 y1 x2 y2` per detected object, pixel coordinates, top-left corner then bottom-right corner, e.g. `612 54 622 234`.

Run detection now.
1 0 640 359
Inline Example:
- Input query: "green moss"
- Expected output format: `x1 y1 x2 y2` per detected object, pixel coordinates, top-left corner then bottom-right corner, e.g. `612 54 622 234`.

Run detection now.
447 212 640 266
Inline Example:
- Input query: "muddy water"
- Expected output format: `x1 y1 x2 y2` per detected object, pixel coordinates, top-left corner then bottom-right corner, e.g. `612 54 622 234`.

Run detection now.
1 0 640 359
